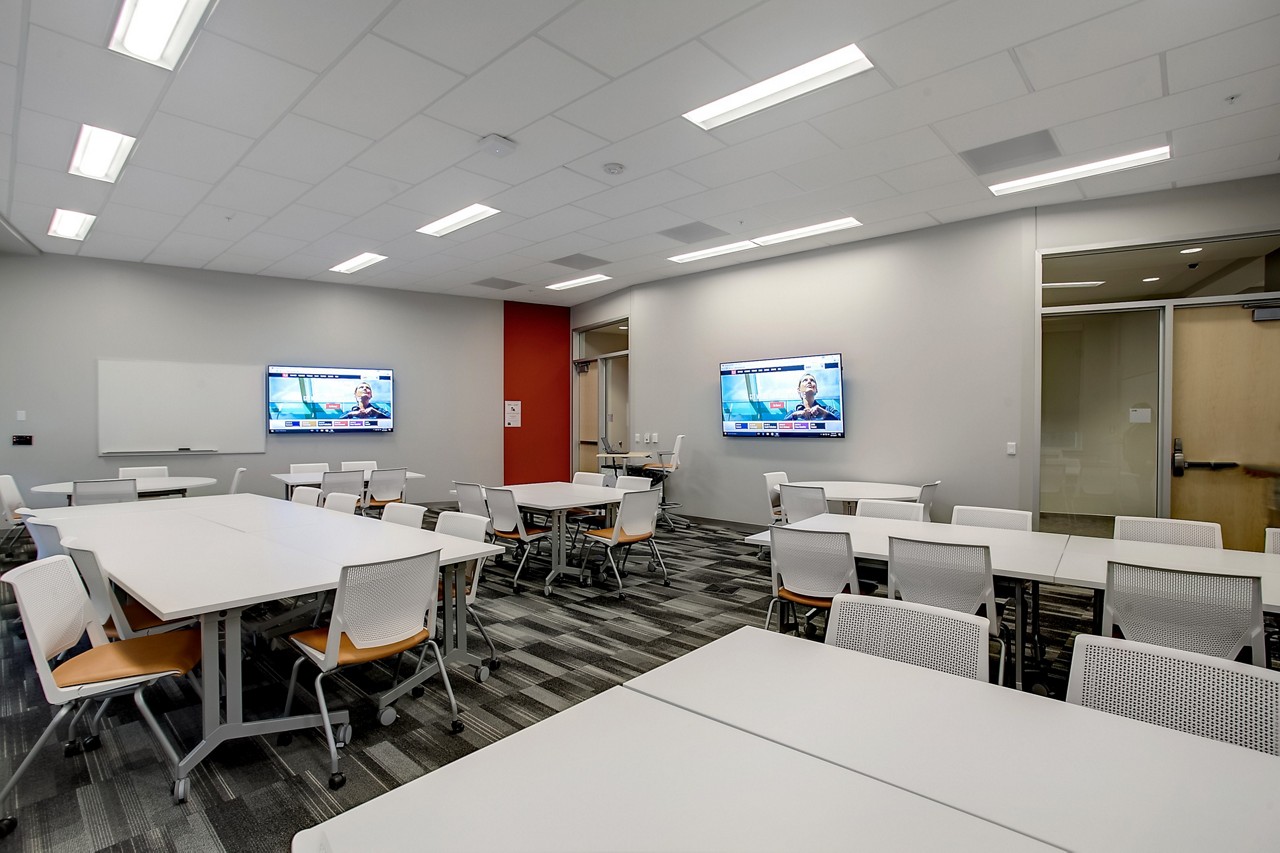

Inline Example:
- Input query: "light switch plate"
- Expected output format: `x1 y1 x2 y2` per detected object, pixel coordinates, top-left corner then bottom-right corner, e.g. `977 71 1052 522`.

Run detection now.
652 433 659 445
635 433 641 445
1006 442 1017 456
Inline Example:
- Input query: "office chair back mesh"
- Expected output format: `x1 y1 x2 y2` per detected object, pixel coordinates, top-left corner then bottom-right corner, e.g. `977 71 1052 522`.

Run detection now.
320 470 364 501
951 505 1033 531
335 552 441 652
73 479 137 506
779 483 827 524
826 593 989 681
770 526 858 599
855 499 925 521
888 537 998 637
453 481 488 518
1114 516 1222 548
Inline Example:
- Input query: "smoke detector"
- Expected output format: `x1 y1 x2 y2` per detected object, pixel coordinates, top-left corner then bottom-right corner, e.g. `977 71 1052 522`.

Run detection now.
478 134 517 158
603 162 625 175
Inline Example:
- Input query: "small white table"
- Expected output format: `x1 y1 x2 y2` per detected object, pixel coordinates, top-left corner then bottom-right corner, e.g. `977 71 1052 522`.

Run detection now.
292 686 1059 853
502 481 625 595
270 470 425 499
31 494 502 800
625 627 1280 852
31 476 218 503
775 479 920 513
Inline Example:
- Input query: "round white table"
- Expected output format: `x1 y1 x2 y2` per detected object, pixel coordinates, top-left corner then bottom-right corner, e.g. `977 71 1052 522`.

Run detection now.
774 480 921 514
32 476 218 503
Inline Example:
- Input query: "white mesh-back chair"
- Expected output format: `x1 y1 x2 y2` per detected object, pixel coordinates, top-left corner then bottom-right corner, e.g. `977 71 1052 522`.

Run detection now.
573 472 605 486
72 479 137 506
290 463 331 474
291 486 321 507
916 481 941 521
280 550 459 791
485 488 551 593
855 499 926 521
763 472 788 524
581 487 668 599
766 527 859 637
615 475 652 491
323 492 360 514
779 483 828 524
642 434 686 529
826 593 989 681
0 475 27 558
22 517 66 560
228 467 246 494
0 555 202 831
1114 515 1222 548
951 506 1033 531
568 472 608 549
1103 561 1264 663
435 511 500 675
341 460 377 476
363 467 407 516
888 537 1008 685
1266 528 1279 554
453 481 490 525
1067 635 1280 755
117 466 168 479
63 539 195 640
381 503 426 528
320 470 365 503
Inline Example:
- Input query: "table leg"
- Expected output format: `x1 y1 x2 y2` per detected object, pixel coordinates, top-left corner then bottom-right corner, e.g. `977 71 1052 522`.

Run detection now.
1091 589 1104 635
1014 583 1025 691
543 509 569 595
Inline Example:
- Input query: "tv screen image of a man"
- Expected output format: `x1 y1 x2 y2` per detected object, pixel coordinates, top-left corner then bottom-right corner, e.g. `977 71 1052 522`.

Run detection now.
348 381 390 419
783 373 839 421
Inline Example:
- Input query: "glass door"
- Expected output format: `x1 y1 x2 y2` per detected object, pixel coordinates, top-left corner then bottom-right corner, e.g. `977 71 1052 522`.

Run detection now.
575 322 629 476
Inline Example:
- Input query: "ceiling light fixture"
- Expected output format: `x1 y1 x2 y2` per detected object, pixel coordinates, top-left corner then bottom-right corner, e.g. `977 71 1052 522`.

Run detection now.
417 203 501 237
987 146 1171 196
668 241 757 263
683 42 874 130
48 209 96 241
329 252 387 274
108 0 213 70
1143 277 1160 282
1042 281 1106 288
546 274 611 291
69 124 136 182
618 325 628 330
1179 247 1203 254
753 217 862 245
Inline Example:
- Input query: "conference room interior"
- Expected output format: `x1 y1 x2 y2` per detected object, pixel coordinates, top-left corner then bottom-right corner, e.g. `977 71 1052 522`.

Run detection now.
3 1 1280 851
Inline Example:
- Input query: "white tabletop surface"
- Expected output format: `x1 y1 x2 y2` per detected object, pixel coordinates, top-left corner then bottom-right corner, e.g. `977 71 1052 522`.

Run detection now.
746 513 1069 583
33 494 501 621
779 480 921 502
625 627 1280 853
1056 534 1280 611
501 481 626 511
30 476 218 496
271 470 425 486
596 451 652 458
292 686 1058 853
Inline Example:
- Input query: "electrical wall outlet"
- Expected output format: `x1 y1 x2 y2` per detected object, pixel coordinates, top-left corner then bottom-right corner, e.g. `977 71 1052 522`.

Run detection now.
644 432 652 444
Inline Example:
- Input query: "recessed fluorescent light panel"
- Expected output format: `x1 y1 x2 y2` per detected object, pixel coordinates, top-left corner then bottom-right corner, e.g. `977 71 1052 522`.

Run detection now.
668 241 757 263
1143 277 1160 282
1042 281 1105 289
987 146 1171 196
753 217 862 246
48 209 96 241
69 124 136 182
683 42 874 130
330 252 387 274
417 204 500 237
109 0 213 70
1180 247 1203 254
546 274 611 291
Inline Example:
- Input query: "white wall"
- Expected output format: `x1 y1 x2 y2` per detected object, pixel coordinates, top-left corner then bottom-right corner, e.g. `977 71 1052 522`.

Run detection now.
0 254 504 507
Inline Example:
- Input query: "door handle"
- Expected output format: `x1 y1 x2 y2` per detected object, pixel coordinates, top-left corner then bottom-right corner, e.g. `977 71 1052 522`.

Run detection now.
1171 438 1238 477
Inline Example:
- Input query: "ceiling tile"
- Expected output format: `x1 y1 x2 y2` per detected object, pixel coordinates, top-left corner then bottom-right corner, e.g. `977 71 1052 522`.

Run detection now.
878 156 976 194
109 166 212 217
779 126 951 191
0 62 15 136
748 175 900 225
339 204 432 241
1162 134 1280 185
500 205 607 243
426 38 607 137
204 253 277 275
540 0 750 77
351 115 478 184
12 162 111 210
555 41 749 142
79 232 158 263
93 202 182 240
434 230 534 262
575 170 706 218
203 167 309 217
21 26 168 131
1017 1 1279 91
228 231 310 262
374 0 573 75
1167 13 1280 94
1174 104 1280 156
593 232 683 262
13 108 78 172
148 231 234 266
205 0 397 72
564 119 725 183
242 113 372 183
847 177 988 224
390 167 511 217
676 123 840 188
160 33 316 138
260 204 351 242
666 173 806 221
0 2 21 65
298 167 410 217
933 58 1163 153
368 230 456 262
129 112 255 184
28 0 115 45
294 35 461 138
490 168 609 218
517 234 609 263
581 206 693 243
177 204 268 242
456 116 608 185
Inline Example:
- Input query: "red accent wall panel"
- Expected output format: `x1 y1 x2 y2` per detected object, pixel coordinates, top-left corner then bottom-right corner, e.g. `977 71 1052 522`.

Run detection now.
503 301 571 484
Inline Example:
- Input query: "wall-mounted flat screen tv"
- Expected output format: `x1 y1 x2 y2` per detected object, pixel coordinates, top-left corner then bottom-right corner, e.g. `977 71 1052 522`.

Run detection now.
720 354 844 438
268 366 394 434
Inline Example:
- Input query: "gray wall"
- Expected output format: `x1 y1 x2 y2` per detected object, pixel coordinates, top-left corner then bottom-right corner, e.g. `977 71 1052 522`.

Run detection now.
0 254 504 507
576 175 1280 526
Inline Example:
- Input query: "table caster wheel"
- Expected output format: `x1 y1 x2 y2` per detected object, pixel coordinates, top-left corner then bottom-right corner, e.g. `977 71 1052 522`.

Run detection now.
378 706 398 726
328 772 345 791
63 740 82 758
172 778 189 804
512 584 521 594
543 587 551 597
663 580 671 587
450 719 464 735
474 665 490 683
488 659 501 672
411 685 425 698
804 622 818 639
336 723 354 745
80 735 101 753
276 733 293 747
0 816 16 839
617 592 627 600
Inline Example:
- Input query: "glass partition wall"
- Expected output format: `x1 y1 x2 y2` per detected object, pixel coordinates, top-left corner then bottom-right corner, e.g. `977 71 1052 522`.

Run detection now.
574 322 629 476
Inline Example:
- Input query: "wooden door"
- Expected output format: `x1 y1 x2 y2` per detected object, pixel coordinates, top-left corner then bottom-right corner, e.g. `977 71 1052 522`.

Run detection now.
1171 305 1280 550
577 361 600 473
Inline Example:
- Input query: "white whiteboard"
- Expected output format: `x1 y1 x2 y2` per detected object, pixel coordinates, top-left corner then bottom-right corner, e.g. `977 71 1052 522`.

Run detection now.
98 359 266 454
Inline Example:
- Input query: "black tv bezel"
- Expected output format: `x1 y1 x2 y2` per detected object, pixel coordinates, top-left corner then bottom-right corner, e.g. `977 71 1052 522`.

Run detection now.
266 364 395 435
719 352 845 438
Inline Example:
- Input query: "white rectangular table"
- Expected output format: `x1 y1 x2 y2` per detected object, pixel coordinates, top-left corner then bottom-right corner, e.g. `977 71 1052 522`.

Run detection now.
31 494 502 795
502 481 625 595
292 686 1059 853
625 627 1280 852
